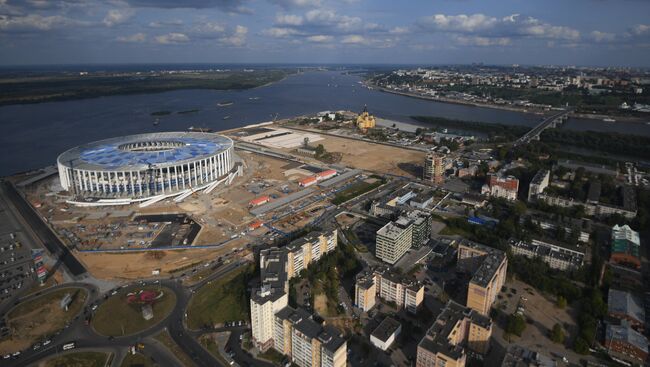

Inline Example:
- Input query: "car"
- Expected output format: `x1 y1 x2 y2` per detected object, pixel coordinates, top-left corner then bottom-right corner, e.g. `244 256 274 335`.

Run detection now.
3 354 10 359
43 340 51 346
91 304 98 311
12 351 20 357
562 357 569 363
33 343 41 350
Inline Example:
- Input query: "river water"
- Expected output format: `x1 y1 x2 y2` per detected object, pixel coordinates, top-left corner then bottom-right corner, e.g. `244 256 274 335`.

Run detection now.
1 70 649 176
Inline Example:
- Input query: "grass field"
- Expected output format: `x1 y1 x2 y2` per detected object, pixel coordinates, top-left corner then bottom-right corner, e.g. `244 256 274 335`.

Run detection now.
0 287 87 355
154 330 195 367
44 352 109 367
120 352 154 367
186 265 253 329
92 286 176 337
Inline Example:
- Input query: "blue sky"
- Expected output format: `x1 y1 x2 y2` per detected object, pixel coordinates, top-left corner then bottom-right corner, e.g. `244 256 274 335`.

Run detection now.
0 0 649 66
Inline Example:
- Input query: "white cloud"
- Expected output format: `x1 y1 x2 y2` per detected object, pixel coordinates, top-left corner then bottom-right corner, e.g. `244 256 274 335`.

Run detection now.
103 9 135 27
341 34 366 44
148 19 184 28
193 21 226 35
0 14 89 32
590 30 616 43
306 34 331 43
276 13 303 26
268 0 320 9
155 32 190 44
632 24 649 36
419 13 580 42
219 25 247 46
262 26 300 38
455 35 511 47
389 26 409 35
116 32 146 43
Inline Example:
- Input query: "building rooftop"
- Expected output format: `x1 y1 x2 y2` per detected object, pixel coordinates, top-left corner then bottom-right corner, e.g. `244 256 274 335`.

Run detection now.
608 288 645 324
530 169 549 186
418 301 491 360
377 221 410 240
501 345 555 367
458 239 507 288
606 321 649 353
276 306 346 353
611 224 640 258
371 317 402 343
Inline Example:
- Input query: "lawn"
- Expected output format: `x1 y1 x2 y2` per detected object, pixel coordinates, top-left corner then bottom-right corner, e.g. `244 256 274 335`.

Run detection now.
0 287 87 355
186 264 253 330
332 180 384 205
92 286 176 337
198 334 229 366
45 352 109 367
258 348 285 365
120 352 154 367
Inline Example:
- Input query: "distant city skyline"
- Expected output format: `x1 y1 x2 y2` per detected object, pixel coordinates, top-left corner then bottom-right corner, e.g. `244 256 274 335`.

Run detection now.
1 0 649 67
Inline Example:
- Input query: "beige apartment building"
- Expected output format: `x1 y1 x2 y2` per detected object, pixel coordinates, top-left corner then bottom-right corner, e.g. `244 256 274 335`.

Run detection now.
457 239 507 316
416 301 492 367
286 230 337 279
354 267 424 314
376 218 413 264
274 307 347 367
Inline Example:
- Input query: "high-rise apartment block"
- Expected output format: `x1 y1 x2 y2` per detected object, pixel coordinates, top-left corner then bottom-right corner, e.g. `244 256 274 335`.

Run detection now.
457 239 507 316
354 267 424 314
376 218 413 264
424 153 445 184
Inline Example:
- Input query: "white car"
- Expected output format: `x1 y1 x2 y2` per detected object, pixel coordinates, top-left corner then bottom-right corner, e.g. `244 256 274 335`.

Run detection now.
3 354 10 359
12 351 20 357
43 340 51 346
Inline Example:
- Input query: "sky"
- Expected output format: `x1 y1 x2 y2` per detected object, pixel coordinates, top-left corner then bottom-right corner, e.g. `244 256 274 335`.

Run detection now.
0 0 649 67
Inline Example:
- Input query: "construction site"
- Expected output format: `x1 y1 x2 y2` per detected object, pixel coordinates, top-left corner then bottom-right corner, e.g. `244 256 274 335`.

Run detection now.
8 116 430 280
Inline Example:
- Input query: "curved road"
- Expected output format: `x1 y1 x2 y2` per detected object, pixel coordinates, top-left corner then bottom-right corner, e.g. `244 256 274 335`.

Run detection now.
4 261 254 367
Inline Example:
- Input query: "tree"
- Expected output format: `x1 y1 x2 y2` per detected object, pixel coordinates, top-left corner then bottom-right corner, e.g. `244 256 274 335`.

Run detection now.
506 314 527 337
556 296 567 309
315 144 325 157
550 323 565 344
574 337 590 355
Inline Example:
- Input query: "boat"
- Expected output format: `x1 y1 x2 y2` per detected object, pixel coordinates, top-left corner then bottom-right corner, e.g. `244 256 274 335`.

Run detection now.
223 116 231 120
248 97 260 101
153 118 159 126
603 118 616 122
217 101 234 107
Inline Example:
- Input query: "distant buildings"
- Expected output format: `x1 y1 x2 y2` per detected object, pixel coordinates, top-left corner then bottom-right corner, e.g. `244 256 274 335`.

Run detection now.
481 174 519 201
416 300 492 367
356 105 376 131
537 185 637 219
457 239 508 316
354 266 424 314
370 182 436 217
610 224 641 270
527 169 549 201
424 153 445 184
509 239 585 271
370 317 402 351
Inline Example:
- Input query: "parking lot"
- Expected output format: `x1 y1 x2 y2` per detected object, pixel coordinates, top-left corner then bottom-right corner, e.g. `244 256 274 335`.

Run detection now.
0 200 35 309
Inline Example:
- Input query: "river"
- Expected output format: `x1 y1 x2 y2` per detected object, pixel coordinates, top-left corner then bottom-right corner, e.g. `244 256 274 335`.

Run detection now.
1 70 649 176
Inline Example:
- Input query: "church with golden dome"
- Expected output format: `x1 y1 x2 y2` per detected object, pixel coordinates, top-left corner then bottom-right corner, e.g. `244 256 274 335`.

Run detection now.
356 105 376 132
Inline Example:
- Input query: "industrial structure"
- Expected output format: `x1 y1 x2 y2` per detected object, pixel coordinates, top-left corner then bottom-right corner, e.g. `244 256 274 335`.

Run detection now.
57 132 236 202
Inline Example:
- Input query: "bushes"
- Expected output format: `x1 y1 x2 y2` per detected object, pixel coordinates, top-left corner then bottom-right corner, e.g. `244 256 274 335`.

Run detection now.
551 323 565 344
506 313 527 337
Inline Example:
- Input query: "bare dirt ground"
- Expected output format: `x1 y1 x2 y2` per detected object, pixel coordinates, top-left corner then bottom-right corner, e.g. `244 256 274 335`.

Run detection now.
76 239 247 280
283 135 425 177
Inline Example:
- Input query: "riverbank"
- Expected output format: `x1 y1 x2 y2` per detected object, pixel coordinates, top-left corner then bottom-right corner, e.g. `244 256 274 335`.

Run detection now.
364 80 649 124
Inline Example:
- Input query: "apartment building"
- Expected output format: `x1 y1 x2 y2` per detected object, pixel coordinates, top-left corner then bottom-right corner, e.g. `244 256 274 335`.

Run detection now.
611 224 641 270
286 230 338 278
509 239 585 271
250 228 342 357
481 174 519 201
355 266 424 314
424 153 445 184
605 321 649 364
406 210 432 248
416 301 492 367
376 218 413 264
354 270 377 312
608 289 646 332
457 239 507 316
274 307 347 367
527 169 550 202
